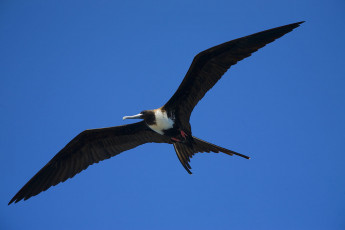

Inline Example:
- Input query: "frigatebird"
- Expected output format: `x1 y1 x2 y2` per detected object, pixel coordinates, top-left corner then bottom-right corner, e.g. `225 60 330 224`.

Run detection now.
9 21 304 204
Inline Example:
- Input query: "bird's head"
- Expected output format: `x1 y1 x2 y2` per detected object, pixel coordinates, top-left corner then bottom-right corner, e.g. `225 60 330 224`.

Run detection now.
123 110 154 122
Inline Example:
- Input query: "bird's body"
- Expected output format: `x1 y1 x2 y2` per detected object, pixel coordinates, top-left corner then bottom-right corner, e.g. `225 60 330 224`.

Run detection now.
123 108 192 143
145 109 174 135
9 21 304 205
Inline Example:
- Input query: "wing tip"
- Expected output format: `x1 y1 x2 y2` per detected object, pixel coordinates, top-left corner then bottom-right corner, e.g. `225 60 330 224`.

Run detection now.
292 21 305 28
8 197 19 205
283 21 305 31
295 21 305 25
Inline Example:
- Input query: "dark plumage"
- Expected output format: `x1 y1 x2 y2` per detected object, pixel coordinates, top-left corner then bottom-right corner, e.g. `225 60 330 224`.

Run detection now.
9 21 304 205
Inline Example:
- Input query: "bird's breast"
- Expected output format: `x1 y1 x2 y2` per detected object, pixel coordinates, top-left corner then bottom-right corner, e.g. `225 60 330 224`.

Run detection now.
147 109 174 135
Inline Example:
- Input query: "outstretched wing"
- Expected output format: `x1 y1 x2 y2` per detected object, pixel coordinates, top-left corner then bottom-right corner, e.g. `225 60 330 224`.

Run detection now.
164 21 304 130
9 121 171 204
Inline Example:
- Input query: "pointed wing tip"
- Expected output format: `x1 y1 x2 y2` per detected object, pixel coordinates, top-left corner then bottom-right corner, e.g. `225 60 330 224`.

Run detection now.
8 193 26 205
287 21 305 27
8 198 18 205
294 21 305 28
273 21 305 35
286 21 305 30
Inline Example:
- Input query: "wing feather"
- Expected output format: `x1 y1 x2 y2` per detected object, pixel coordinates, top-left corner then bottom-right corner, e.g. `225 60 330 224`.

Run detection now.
164 21 304 129
9 121 171 204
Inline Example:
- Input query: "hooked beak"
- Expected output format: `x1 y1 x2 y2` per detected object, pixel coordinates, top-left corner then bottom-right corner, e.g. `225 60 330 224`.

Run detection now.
123 113 143 120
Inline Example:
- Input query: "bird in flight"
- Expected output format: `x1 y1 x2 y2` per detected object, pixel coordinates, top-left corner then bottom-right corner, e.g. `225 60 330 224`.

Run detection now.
9 21 304 205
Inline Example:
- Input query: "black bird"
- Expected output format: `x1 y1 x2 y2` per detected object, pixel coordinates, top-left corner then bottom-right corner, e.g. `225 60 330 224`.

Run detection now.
9 21 304 204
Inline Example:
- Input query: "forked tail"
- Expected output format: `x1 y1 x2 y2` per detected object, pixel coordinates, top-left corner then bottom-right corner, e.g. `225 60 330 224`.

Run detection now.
173 136 250 174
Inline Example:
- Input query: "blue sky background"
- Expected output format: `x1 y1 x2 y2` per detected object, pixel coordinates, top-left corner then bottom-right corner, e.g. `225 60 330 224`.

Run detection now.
1 0 345 229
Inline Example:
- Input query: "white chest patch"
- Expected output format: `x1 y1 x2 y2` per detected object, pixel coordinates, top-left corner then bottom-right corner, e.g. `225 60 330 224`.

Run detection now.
148 110 174 135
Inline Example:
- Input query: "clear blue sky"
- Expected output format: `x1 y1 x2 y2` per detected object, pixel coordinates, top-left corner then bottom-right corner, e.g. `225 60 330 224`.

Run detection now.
1 0 345 229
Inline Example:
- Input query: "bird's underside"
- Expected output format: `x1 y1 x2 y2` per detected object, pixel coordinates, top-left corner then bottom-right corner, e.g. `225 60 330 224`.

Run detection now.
9 21 304 205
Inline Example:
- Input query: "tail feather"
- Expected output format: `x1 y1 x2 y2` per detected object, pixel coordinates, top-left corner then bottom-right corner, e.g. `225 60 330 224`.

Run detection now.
193 137 250 159
173 144 192 174
173 136 250 174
